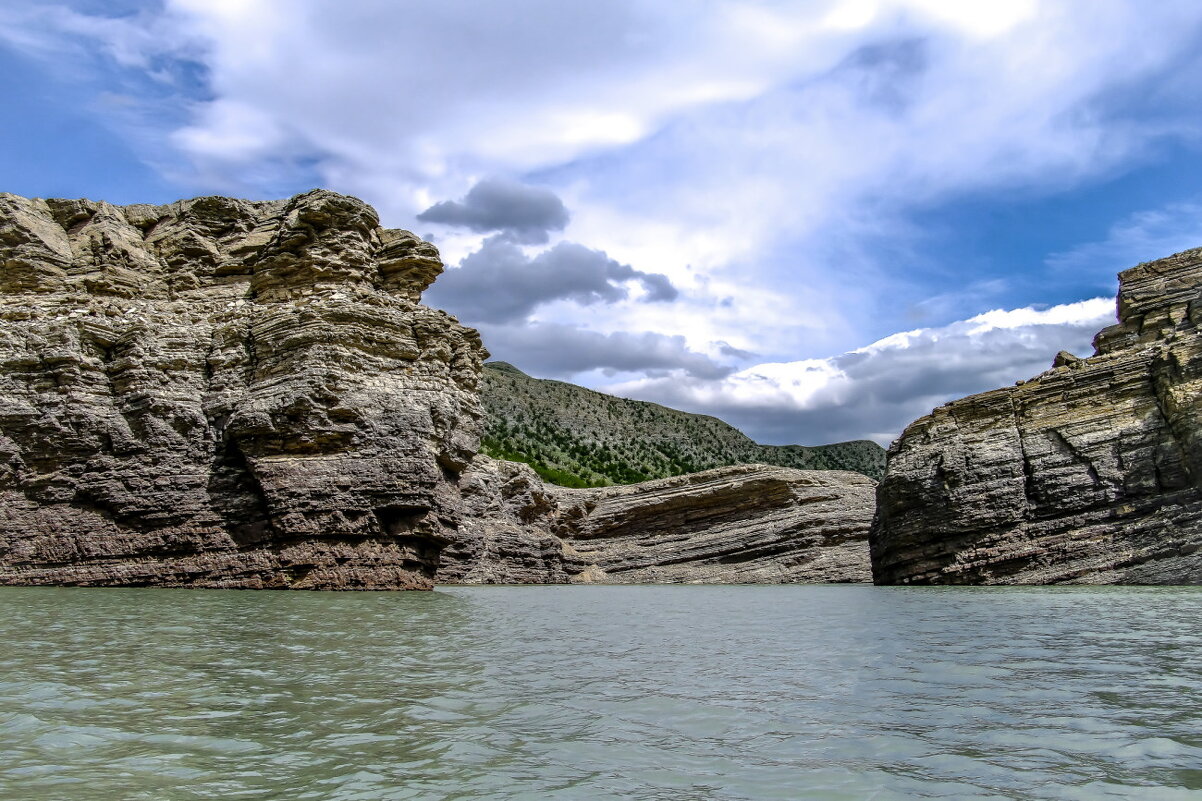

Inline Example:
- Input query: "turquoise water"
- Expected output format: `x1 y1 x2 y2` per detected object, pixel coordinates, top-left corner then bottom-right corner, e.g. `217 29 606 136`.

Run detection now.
1 585 1200 800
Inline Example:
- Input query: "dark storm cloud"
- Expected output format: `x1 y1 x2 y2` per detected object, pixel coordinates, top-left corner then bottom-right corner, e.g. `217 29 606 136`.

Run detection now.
478 322 733 380
425 236 679 324
417 178 570 244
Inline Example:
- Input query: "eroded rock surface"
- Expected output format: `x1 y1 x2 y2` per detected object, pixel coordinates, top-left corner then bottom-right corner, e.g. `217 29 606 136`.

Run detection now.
0 190 485 589
872 248 1202 584
439 457 875 584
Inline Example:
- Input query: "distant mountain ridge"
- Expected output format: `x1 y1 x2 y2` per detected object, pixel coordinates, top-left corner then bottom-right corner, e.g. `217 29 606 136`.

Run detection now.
480 361 885 487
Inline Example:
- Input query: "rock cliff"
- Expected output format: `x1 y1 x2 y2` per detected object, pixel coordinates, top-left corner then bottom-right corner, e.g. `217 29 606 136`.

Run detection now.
0 190 485 589
439 457 875 584
871 248 1202 584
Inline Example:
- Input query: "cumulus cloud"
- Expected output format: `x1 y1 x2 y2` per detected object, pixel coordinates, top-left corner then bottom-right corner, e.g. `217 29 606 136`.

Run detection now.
417 178 569 244
21 1 1202 226
425 236 677 324
603 298 1117 446
478 322 733 380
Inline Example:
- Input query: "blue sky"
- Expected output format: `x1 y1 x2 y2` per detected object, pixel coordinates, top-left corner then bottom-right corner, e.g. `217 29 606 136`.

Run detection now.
4 0 1202 445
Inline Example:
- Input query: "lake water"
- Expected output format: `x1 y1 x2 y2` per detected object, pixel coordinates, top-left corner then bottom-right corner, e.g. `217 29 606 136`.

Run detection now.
1 585 1200 800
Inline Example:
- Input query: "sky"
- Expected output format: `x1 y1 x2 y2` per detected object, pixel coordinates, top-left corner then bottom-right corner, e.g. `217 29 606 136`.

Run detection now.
3 1 1202 446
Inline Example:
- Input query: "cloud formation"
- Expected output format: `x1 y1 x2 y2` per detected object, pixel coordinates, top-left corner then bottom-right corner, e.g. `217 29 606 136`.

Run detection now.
604 298 1116 446
478 322 733 380
417 178 569 244
425 236 677 324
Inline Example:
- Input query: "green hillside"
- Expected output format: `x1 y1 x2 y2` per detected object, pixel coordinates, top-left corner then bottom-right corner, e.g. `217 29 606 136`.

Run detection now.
479 362 885 487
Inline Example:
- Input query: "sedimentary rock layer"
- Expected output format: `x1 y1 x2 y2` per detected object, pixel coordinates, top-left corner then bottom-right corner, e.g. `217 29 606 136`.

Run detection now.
0 190 485 589
871 248 1202 584
439 457 875 584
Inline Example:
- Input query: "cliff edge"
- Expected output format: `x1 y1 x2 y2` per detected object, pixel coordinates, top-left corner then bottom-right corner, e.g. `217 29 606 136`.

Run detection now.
0 190 485 589
871 248 1202 584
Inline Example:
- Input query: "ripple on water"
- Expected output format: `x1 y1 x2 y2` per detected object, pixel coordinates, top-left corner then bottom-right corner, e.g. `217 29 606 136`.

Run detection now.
1 585 1200 800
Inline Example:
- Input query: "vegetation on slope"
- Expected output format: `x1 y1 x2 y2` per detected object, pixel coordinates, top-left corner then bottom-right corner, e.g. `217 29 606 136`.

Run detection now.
479 361 886 487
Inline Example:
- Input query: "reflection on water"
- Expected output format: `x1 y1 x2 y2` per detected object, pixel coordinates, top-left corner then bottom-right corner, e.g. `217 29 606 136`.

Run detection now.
1 585 1200 800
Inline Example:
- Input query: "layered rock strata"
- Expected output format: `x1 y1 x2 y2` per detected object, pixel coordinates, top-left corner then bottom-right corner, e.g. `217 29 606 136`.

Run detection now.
872 248 1202 584
439 457 876 584
0 190 485 589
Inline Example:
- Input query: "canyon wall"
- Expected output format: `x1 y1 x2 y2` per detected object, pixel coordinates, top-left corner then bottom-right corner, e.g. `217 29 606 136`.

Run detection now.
871 248 1202 584
0 190 485 589
439 457 875 584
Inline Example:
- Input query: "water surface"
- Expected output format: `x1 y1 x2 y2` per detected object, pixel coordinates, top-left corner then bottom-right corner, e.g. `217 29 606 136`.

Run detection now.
1 585 1200 800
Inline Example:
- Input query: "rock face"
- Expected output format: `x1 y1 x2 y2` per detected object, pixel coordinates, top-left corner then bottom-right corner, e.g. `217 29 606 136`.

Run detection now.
439 457 876 584
0 190 485 589
872 248 1202 585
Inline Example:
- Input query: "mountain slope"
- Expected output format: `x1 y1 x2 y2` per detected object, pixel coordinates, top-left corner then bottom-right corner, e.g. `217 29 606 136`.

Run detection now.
479 362 885 486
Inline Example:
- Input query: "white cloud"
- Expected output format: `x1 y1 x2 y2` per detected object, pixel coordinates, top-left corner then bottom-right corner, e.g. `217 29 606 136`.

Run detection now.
532 1 1202 359
898 0 1038 37
822 0 1038 37
172 100 288 160
602 297 1115 446
24 1 1195 230
145 0 863 205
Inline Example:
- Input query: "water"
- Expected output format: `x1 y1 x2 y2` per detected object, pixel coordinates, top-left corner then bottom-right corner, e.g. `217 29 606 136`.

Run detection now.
1 586 1200 801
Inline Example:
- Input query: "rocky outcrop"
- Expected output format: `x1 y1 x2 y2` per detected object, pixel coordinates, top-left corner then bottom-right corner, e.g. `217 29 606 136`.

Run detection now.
871 247 1202 585
439 457 875 584
0 190 485 589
